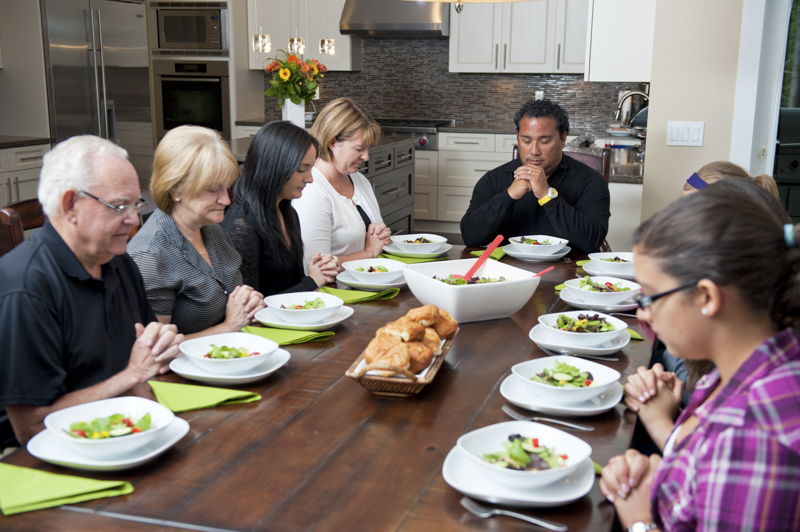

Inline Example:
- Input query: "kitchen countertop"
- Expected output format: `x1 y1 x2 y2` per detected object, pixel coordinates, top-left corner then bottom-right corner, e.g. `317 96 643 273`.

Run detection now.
230 134 415 163
0 135 51 150
235 117 268 127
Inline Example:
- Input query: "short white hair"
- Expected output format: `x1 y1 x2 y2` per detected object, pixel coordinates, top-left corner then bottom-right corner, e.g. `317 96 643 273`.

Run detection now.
38 135 129 217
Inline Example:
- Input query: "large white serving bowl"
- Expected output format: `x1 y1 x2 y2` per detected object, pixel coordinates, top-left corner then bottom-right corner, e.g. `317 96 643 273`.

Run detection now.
457 420 592 489
537 310 628 348
179 332 279 375
587 252 635 275
263 291 343 324
511 355 621 405
342 257 406 283
563 276 641 306
403 258 540 323
389 233 447 253
508 235 568 255
44 397 175 459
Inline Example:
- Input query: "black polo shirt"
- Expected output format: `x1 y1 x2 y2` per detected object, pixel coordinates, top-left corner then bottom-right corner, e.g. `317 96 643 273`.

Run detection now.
0 221 154 446
460 154 611 254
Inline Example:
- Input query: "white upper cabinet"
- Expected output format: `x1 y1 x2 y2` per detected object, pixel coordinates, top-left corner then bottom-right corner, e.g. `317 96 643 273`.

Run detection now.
247 0 360 71
449 0 587 74
584 0 655 82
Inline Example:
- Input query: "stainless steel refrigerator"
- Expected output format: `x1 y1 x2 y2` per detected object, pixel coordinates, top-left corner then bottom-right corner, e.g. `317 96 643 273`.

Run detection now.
40 0 153 187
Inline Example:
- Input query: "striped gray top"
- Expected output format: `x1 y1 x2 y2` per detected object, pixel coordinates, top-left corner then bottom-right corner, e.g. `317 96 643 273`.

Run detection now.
127 209 243 335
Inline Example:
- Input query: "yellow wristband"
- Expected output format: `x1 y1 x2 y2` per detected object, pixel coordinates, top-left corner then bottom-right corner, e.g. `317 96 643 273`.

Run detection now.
538 195 552 206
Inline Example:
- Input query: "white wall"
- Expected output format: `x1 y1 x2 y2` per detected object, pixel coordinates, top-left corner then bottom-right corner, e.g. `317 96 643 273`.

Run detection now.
0 0 50 137
230 0 266 121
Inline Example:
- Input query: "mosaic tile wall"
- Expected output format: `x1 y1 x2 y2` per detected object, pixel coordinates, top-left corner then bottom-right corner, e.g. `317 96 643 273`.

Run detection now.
263 38 643 130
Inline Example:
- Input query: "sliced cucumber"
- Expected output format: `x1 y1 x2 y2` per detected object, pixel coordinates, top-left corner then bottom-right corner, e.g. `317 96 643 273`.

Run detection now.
551 372 573 381
109 426 132 437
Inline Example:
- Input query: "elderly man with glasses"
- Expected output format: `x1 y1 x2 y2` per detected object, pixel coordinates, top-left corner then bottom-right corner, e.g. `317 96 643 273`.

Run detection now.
0 135 182 447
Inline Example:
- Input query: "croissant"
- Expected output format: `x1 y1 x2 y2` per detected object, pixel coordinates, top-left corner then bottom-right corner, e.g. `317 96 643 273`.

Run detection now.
406 305 440 327
364 335 410 377
406 341 433 373
383 317 425 342
423 327 442 356
433 309 458 339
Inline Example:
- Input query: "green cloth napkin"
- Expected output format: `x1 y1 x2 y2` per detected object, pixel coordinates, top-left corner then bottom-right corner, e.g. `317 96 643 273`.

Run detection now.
319 286 400 303
377 253 449 264
576 259 591 267
470 248 507 261
242 326 335 346
626 328 644 341
554 283 566 293
149 381 261 413
0 463 133 516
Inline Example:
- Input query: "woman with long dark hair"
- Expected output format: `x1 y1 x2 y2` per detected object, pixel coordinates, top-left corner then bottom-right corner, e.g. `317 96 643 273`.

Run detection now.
221 121 338 296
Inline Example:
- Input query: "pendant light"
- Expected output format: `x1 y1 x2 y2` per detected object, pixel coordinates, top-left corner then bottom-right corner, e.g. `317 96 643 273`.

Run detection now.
404 0 527 14
288 0 305 55
319 0 335 55
252 26 270 53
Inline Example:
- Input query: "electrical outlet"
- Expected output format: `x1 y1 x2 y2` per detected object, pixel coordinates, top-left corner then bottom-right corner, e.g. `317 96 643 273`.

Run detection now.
314 87 320 100
667 121 704 147
535 91 544 100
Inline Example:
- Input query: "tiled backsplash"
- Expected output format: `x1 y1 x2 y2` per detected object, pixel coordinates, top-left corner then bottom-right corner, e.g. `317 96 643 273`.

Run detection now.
263 38 642 131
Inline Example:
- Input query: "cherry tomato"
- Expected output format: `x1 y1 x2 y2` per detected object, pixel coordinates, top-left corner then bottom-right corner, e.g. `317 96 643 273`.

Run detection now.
132 427 142 434
72 430 87 438
122 418 132 427
532 438 539 448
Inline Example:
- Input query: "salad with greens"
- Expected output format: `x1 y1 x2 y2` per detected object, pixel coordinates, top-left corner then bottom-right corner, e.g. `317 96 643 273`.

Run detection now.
204 344 259 359
552 313 616 333
434 275 507 286
601 256 631 263
577 276 631 293
531 360 595 388
281 297 326 310
404 237 432 244
482 434 567 471
513 237 551 246
68 413 151 439
356 265 389 273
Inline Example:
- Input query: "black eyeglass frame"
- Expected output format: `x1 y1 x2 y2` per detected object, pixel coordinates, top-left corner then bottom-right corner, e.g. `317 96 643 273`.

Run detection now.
76 188 147 217
635 281 698 310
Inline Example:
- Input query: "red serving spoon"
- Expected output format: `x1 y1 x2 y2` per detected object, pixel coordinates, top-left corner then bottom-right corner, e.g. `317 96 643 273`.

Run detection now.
532 266 554 277
453 234 504 280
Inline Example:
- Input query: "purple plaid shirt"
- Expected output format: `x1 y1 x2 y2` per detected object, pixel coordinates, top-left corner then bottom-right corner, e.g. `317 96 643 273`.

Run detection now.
650 328 800 531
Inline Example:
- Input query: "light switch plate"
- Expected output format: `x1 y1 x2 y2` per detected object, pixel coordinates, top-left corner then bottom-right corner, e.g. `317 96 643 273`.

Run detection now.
535 91 544 100
667 121 704 146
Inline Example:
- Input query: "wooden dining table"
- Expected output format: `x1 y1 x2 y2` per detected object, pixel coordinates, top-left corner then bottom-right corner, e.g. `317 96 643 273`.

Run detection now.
1 246 652 532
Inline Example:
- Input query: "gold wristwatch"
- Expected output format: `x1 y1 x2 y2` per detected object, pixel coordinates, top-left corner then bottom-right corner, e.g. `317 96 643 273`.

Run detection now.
538 187 558 206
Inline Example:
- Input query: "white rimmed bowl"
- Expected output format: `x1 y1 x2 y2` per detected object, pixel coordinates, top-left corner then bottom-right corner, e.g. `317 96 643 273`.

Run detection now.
563 276 641 306
403 258 540 323
263 291 343 325
44 397 174 459
179 332 279 375
342 257 405 283
508 235 568 255
389 233 447 253
457 420 592 489
511 355 621 405
587 252 635 275
537 310 628 348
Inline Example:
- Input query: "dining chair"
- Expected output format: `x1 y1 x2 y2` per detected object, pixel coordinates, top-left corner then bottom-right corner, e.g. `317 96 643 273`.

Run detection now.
0 207 25 257
5 198 45 231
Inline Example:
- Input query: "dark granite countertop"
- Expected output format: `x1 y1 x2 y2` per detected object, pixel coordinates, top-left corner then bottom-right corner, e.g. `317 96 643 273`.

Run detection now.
235 117 267 127
438 123 516 135
230 134 415 163
0 135 51 150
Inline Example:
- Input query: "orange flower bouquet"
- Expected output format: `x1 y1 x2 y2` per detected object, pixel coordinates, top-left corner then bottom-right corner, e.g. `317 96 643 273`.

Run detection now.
265 50 327 108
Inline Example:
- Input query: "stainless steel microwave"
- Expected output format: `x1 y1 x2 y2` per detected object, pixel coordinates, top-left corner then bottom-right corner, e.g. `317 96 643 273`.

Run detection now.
151 4 228 50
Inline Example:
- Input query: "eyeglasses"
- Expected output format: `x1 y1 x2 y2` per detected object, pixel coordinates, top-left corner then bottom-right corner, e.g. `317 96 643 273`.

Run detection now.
635 281 697 310
76 189 147 217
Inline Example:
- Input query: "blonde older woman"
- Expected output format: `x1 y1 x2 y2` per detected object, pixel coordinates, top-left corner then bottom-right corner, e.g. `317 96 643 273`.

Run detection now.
128 126 265 338
292 98 391 270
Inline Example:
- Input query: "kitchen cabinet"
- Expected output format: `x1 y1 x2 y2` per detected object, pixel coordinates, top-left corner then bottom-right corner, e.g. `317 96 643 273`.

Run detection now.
414 151 438 220
414 184 437 221
234 126 263 138
437 186 474 223
0 144 50 206
247 0 361 71
606 182 642 251
583 0 656 82
448 0 587 74
437 151 509 188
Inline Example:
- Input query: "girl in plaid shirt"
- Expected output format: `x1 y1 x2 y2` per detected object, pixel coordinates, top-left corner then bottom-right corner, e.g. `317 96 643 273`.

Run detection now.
599 180 800 532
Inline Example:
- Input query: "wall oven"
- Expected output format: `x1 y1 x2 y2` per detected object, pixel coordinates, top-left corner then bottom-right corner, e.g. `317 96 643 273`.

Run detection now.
149 3 228 52
152 59 231 141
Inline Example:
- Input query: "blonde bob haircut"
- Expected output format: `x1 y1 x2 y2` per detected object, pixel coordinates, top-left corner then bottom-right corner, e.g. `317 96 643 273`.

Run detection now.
683 160 779 199
310 97 381 162
150 125 239 213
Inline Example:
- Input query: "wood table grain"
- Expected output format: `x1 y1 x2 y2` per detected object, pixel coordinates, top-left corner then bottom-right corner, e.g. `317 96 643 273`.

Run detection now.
1 247 651 532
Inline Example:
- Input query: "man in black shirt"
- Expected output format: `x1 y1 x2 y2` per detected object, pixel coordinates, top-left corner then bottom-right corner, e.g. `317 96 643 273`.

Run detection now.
460 100 610 254
0 136 182 446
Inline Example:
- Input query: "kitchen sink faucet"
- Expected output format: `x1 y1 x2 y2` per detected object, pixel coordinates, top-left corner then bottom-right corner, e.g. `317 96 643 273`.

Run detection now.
614 91 650 122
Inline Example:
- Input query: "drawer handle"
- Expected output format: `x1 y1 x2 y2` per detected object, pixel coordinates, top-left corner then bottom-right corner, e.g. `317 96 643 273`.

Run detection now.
454 141 480 145
382 187 405 195
376 160 392 167
19 155 43 162
398 154 412 160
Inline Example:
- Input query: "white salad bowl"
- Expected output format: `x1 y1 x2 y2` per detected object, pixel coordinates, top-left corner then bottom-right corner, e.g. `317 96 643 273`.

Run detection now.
563 276 641 306
44 397 174 459
179 332 279 375
389 233 447 254
457 420 592 489
587 252 635 275
537 310 628 348
263 291 343 325
403 258 540 323
342 258 406 283
511 356 621 405
508 235 568 255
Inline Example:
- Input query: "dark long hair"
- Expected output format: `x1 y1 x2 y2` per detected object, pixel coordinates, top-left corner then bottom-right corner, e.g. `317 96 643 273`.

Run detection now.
233 121 320 267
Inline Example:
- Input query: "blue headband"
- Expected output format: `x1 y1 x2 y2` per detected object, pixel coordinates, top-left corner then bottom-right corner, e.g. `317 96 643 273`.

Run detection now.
686 172 708 190
785 224 797 249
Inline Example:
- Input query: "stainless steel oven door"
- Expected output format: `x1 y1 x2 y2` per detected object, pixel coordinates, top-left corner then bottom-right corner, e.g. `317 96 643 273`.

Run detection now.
153 60 230 141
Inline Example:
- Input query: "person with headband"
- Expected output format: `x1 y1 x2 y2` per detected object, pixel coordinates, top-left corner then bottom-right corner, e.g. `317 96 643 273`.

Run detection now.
682 160 778 198
599 180 800 532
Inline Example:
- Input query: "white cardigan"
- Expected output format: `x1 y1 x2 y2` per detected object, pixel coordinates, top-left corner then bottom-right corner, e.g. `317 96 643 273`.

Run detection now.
293 167 383 272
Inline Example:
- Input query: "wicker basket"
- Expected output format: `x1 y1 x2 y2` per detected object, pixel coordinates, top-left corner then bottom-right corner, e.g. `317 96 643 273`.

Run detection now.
345 329 458 397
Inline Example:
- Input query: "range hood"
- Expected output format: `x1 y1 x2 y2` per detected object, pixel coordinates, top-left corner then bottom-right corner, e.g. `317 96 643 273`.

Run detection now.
340 0 450 37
